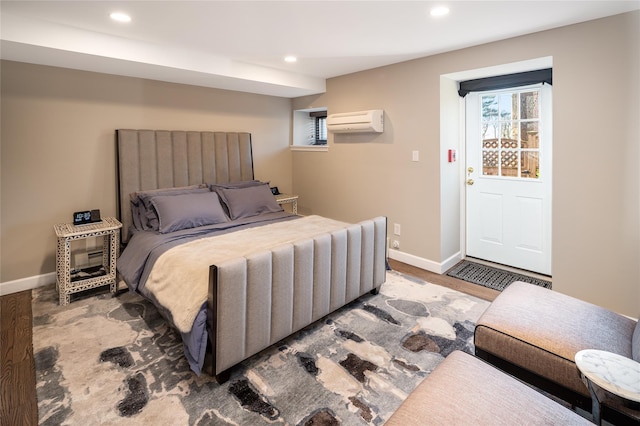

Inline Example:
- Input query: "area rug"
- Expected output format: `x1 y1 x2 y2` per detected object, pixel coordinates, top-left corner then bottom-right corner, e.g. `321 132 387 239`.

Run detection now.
33 271 489 425
447 260 552 291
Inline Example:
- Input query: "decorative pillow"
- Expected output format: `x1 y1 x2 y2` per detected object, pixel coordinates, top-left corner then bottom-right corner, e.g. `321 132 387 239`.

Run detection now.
210 180 268 216
217 183 283 220
150 191 229 234
130 185 208 231
208 180 264 191
129 198 145 231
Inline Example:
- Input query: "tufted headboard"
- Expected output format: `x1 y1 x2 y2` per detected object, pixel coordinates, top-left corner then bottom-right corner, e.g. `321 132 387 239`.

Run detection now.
116 129 254 243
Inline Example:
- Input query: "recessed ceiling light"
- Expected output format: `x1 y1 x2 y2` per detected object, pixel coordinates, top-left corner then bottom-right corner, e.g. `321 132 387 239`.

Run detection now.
430 6 450 17
110 12 131 23
284 56 297 63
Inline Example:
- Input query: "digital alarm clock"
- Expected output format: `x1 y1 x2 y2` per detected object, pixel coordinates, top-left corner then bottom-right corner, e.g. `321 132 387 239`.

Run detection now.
73 209 101 225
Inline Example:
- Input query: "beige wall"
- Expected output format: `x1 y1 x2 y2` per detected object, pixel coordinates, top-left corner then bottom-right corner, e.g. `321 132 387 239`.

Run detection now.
1 62 293 283
292 11 640 317
2 12 638 318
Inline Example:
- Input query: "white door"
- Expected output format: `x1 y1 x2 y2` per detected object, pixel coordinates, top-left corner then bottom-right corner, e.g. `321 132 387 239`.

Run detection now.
465 85 552 275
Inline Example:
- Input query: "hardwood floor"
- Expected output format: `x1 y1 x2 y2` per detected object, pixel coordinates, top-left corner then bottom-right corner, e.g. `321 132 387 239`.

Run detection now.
1 290 37 426
388 259 500 302
0 260 495 425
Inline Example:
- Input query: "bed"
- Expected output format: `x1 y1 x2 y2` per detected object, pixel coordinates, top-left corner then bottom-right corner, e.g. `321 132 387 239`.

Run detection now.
115 129 387 383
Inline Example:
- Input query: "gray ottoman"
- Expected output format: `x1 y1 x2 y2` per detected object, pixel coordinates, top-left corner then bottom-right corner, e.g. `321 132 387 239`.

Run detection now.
386 350 590 425
474 281 638 423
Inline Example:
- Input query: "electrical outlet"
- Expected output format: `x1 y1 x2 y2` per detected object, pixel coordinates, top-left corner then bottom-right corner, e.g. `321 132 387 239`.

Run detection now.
393 223 401 235
392 240 400 249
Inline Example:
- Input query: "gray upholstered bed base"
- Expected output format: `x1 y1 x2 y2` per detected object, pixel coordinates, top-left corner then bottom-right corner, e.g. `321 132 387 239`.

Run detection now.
209 215 387 380
116 130 387 382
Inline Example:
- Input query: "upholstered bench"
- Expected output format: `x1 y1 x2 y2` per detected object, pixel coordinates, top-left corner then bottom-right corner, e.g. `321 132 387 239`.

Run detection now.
386 350 590 425
474 281 639 423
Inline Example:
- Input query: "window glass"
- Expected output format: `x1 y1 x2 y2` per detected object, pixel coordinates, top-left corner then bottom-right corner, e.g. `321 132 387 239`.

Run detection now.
481 88 541 179
291 108 328 150
316 117 327 144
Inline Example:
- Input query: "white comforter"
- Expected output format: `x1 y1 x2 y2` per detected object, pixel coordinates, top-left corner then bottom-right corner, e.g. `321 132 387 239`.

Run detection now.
144 215 350 333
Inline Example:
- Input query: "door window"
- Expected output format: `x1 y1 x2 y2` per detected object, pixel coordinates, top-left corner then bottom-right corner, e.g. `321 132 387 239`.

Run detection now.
481 89 540 179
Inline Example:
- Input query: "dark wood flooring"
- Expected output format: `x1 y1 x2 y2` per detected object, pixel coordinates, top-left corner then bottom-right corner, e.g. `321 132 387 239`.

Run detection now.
1 290 37 426
0 260 496 425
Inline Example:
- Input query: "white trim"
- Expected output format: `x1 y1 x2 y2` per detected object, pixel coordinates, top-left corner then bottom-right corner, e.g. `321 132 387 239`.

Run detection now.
290 145 328 152
446 56 554 275
459 96 468 259
441 251 464 274
388 249 461 274
0 272 56 296
0 253 459 295
442 56 553 81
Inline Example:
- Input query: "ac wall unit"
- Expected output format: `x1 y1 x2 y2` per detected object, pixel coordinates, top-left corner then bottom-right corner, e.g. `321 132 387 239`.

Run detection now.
326 109 384 133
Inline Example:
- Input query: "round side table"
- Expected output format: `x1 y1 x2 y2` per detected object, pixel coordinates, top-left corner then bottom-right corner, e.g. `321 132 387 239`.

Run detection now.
575 349 640 425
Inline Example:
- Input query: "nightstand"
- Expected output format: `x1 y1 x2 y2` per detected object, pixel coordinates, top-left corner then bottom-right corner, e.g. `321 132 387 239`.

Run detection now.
54 217 122 305
276 193 298 215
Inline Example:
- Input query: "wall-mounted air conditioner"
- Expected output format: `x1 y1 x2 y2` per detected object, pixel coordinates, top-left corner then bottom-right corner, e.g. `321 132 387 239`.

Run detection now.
326 109 384 133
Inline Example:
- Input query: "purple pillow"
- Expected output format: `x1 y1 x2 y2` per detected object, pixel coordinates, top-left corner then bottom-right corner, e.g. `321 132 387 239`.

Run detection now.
150 191 229 233
130 185 208 231
208 180 265 192
217 183 283 220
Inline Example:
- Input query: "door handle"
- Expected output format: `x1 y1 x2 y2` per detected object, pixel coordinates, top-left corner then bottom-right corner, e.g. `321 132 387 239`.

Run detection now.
466 178 474 186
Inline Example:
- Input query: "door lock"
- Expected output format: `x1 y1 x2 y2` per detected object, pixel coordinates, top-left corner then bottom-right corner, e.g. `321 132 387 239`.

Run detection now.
466 178 475 186
467 167 474 174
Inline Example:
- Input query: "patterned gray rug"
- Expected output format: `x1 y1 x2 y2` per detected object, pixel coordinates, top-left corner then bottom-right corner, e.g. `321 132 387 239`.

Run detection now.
33 271 489 425
447 260 552 291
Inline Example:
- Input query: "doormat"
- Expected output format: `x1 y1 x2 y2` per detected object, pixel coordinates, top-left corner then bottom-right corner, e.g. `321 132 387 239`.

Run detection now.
446 260 551 292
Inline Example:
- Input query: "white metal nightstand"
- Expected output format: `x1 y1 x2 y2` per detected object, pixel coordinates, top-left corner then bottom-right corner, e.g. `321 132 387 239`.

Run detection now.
276 193 298 215
54 217 122 305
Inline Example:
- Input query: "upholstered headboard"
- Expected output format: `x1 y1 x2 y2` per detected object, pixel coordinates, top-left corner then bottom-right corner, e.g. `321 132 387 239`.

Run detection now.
116 130 254 243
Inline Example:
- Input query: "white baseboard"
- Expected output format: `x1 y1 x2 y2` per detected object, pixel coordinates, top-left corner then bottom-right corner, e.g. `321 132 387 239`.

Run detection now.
440 252 463 274
1 251 464 296
388 249 462 274
0 272 56 296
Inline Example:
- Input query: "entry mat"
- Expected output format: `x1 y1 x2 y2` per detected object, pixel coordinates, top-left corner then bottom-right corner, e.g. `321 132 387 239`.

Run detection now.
446 260 552 292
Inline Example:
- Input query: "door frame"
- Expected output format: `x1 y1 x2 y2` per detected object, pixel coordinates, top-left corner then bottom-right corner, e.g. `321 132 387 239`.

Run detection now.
455 70 553 274
439 57 553 274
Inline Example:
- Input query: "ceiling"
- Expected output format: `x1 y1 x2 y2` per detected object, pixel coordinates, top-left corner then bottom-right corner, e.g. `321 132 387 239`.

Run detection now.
1 1 638 98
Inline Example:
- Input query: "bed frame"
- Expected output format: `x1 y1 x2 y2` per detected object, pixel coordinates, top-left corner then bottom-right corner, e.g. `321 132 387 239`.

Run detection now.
116 129 387 382
116 129 254 244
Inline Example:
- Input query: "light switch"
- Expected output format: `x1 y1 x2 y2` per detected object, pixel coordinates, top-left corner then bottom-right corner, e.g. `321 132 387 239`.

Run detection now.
412 150 419 162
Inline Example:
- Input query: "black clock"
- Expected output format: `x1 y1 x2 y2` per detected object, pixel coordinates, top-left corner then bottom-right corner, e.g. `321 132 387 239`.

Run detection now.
73 209 101 225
